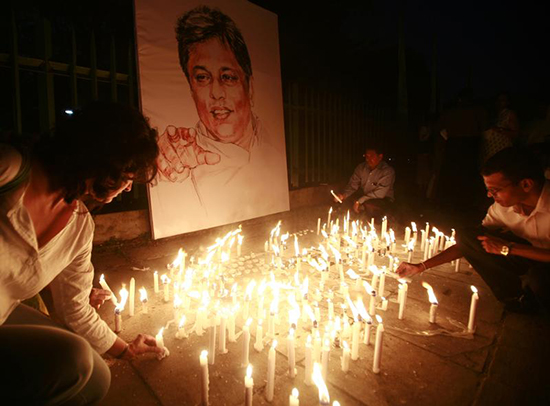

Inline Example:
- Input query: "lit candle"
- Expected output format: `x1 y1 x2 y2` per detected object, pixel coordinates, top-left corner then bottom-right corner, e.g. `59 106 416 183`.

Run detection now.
454 258 461 273
289 388 300 406
237 234 243 257
312 363 330 405
381 216 387 237
176 315 188 339
321 338 330 381
99 274 119 307
114 286 128 334
422 282 439 324
468 286 479 333
129 277 135 317
351 318 360 361
200 350 209 406
242 318 252 367
288 328 296 378
404 226 411 248
378 268 386 298
254 319 264 352
219 313 228 354
266 340 277 402
155 327 169 359
161 274 170 303
153 271 159 294
317 218 321 235
341 340 350 372
380 297 388 311
139 287 148 314
313 330 322 364
372 315 384 374
244 364 253 406
398 281 408 320
363 317 372 345
327 207 332 230
420 229 426 251
304 335 313 386
228 307 237 342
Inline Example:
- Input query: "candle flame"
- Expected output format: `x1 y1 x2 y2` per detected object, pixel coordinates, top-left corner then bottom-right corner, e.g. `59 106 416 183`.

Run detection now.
160 274 169 284
376 315 383 323
115 286 129 311
411 222 417 232
99 274 105 283
363 281 375 295
294 235 300 257
312 362 330 403
354 298 371 322
201 349 208 358
173 293 183 308
343 340 349 350
272 340 278 349
246 318 253 327
158 327 165 337
139 287 148 302
422 281 438 304
292 388 299 398
471 285 478 294
289 328 295 338
408 240 415 251
246 364 252 378
178 315 186 328
329 207 333 214
346 269 359 280
307 334 312 346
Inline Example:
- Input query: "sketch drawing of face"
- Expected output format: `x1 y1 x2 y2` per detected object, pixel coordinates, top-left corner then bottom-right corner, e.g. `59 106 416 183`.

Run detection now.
187 38 254 146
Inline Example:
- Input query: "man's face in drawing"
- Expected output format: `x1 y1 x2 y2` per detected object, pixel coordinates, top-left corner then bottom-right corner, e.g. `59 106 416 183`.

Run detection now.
187 38 253 144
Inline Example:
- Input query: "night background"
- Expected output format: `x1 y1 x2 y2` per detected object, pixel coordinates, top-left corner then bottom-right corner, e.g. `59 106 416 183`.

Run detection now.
1 0 549 215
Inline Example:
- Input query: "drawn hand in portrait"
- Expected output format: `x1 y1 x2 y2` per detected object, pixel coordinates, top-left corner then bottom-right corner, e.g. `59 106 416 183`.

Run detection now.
157 125 221 183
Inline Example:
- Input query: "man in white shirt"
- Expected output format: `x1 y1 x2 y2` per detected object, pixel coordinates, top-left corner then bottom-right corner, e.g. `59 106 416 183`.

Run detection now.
397 147 549 314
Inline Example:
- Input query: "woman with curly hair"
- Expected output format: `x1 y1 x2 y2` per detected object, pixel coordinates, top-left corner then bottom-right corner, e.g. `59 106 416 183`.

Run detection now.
0 102 163 405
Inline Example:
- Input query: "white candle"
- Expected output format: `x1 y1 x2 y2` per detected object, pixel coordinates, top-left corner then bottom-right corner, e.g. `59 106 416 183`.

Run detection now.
288 328 296 378
398 282 408 320
200 350 209 406
468 286 479 333
129 277 135 317
114 308 122 333
228 312 236 342
245 364 253 406
429 303 438 324
327 207 332 230
161 274 170 303
313 331 322 364
304 335 313 386
219 314 228 354
341 341 350 372
237 235 243 257
363 318 372 345
208 319 217 365
378 270 386 298
351 319 360 361
422 282 439 324
289 388 300 406
321 338 330 381
242 318 252 367
372 315 384 374
266 340 277 402
317 218 321 235
153 271 159 294
454 258 461 273
381 297 388 311
381 216 387 237
404 227 411 247
139 287 148 314
420 229 426 251
99 274 119 307
176 315 188 339
254 320 264 352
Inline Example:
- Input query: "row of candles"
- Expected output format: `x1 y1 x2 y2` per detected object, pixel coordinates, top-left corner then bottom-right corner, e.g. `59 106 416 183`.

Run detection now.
99 209 480 405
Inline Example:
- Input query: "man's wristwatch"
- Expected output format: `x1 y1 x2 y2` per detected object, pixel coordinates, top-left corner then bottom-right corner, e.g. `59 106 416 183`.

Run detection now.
500 243 514 256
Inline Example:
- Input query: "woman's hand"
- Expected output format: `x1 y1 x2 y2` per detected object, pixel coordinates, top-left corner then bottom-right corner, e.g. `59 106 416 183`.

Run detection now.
89 288 111 310
396 262 425 278
126 334 165 359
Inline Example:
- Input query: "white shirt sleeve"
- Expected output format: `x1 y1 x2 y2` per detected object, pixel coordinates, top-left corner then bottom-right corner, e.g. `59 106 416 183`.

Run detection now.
482 204 505 230
49 222 118 354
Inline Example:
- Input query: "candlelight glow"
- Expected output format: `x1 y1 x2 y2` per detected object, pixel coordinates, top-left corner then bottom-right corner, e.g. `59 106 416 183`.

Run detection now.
160 274 170 284
178 315 186 328
139 287 148 302
346 269 359 280
411 222 417 232
312 362 330 403
173 293 183 308
272 339 278 349
363 281 375 295
376 315 383 323
115 286 129 311
294 235 300 256
343 340 349 350
471 285 478 294
246 364 253 378
422 282 438 304
292 388 299 398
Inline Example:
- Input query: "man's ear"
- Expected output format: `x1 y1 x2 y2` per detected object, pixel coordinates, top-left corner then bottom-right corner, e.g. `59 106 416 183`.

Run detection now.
520 178 534 192
248 76 254 107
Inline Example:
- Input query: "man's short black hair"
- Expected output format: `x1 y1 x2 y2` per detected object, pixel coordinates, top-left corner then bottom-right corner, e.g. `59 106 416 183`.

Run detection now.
481 147 545 185
175 6 252 85
366 144 385 156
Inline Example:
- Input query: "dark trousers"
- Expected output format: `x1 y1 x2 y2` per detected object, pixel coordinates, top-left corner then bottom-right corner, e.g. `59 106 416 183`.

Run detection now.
336 196 394 222
0 304 111 405
457 226 550 311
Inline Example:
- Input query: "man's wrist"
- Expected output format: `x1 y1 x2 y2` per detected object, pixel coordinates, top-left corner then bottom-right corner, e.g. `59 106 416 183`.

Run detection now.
117 343 136 360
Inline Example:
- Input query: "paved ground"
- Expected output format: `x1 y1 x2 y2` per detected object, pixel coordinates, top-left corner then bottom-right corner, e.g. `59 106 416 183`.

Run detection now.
92 204 550 406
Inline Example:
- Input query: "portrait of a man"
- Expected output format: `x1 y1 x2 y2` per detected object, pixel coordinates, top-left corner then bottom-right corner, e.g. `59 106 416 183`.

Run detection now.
135 1 289 238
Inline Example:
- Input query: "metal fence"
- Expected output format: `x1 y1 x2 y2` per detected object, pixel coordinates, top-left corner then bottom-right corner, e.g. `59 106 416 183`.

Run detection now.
1 5 397 212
